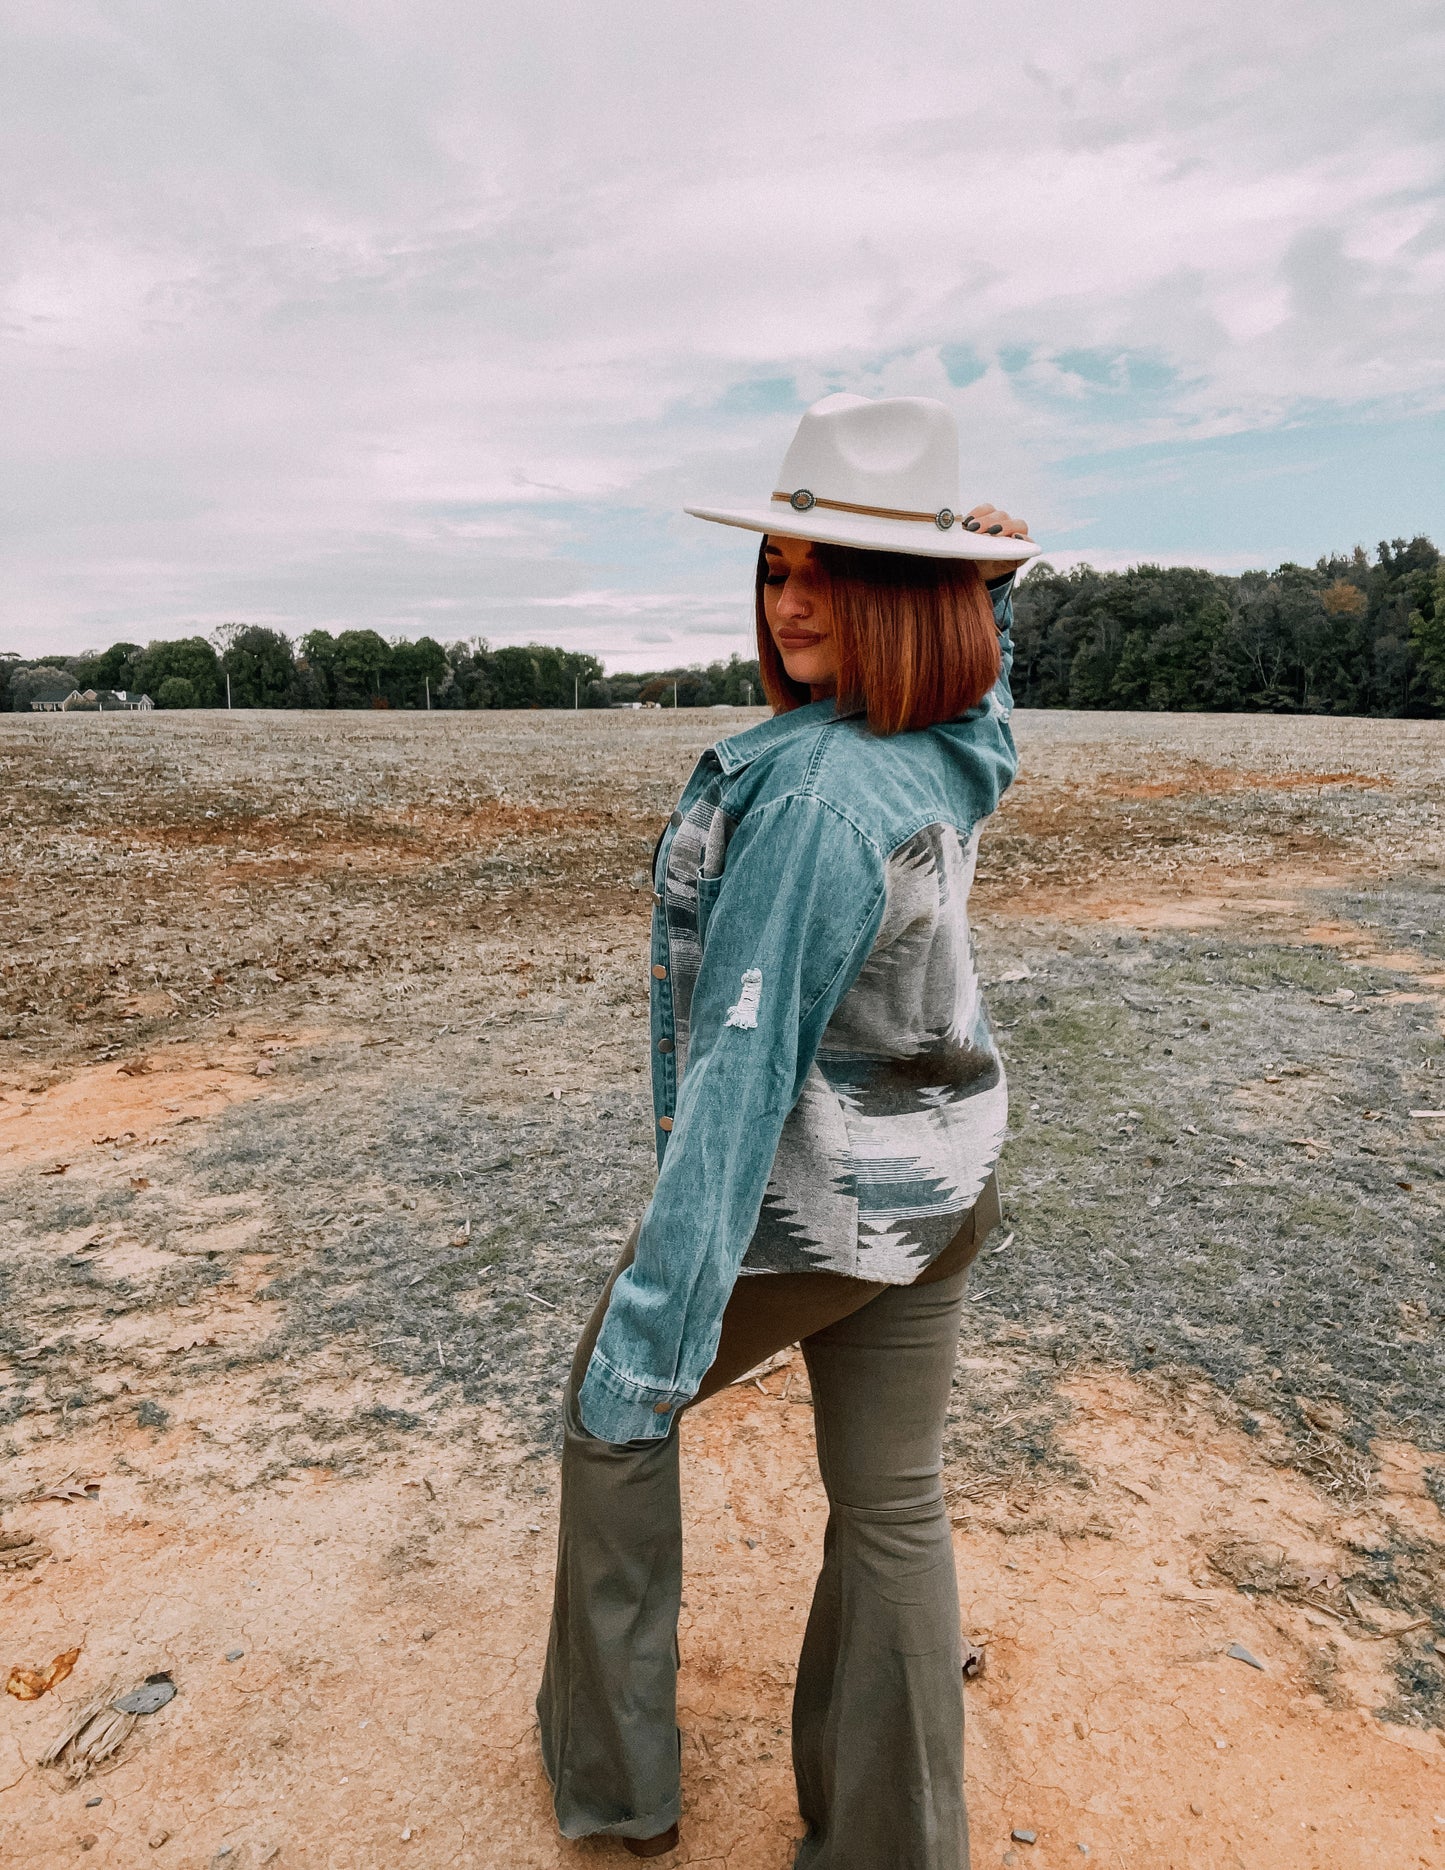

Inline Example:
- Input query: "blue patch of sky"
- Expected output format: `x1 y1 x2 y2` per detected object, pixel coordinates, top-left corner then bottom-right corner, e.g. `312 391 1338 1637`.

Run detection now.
712 375 803 417
1049 409 1445 562
1052 348 1178 399
940 343 987 388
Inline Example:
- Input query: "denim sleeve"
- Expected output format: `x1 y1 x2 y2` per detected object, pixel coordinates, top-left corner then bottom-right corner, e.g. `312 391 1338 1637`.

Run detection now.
986 571 1016 709
578 794 887 1443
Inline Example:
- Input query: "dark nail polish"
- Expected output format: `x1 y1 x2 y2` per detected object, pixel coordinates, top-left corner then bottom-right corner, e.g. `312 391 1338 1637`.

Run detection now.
963 518 981 531
986 524 1003 534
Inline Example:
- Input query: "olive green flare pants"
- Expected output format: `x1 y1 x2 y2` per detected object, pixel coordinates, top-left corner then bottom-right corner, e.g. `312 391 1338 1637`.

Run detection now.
537 1182 997 1868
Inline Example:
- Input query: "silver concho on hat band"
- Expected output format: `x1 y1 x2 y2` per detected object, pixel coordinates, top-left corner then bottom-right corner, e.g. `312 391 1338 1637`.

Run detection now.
934 508 955 531
789 488 816 512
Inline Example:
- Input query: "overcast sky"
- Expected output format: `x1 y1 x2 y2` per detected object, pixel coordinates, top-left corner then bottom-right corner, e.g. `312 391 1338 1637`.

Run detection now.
4 0 1443 669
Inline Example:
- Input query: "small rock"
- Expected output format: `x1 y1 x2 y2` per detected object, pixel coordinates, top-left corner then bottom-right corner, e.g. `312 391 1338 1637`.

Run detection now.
114 1675 176 1715
1011 1830 1038 1845
81 1838 97 1852
1227 1642 1265 1671
85 1797 102 1808
148 1835 170 1850
1189 1802 1204 1816
224 1648 244 1662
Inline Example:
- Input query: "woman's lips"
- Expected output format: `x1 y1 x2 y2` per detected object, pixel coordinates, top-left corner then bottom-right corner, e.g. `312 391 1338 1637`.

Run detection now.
776 632 823 649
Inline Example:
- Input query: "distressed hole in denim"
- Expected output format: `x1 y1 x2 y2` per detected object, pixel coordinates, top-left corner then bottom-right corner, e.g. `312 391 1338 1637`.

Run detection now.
725 968 763 1029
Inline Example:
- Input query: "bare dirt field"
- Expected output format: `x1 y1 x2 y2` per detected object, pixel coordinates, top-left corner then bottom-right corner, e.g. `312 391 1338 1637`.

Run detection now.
2 706 1444 1870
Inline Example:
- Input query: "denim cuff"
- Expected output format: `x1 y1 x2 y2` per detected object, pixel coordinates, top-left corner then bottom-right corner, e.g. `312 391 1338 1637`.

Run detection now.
577 1351 685 1444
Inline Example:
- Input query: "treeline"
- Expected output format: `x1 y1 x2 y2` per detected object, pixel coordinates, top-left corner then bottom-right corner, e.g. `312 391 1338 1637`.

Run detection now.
1 626 764 712
1011 536 1445 716
10 535 1443 717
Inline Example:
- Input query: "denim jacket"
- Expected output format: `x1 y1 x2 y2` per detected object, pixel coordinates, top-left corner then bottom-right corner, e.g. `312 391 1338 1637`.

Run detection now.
578 577 1018 1442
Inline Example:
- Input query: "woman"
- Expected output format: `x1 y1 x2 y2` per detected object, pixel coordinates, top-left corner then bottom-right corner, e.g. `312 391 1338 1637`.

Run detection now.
538 393 1037 1867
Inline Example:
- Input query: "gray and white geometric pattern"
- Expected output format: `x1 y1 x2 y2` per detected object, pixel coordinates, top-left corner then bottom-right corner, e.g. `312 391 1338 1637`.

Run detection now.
664 801 1007 1284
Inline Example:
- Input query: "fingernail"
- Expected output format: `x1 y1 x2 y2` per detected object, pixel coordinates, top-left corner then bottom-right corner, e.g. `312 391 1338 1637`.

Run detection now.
963 518 981 531
986 524 1003 535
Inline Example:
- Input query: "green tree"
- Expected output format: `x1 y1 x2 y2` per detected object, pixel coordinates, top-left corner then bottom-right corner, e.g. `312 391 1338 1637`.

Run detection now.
9 664 75 710
1409 564 1445 708
443 641 496 709
329 630 392 707
1010 538 1441 719
383 636 449 709
491 646 542 708
221 627 299 707
298 630 339 706
90 642 143 691
135 636 221 706
156 675 199 708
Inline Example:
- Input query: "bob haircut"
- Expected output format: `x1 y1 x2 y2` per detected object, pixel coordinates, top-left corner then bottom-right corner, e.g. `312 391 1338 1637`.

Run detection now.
755 538 1001 736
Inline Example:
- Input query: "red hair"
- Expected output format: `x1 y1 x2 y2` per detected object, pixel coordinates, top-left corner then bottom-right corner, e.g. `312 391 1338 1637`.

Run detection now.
755 540 1000 735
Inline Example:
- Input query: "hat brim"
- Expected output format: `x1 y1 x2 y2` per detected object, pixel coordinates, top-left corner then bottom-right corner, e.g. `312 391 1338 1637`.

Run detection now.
684 502 1041 563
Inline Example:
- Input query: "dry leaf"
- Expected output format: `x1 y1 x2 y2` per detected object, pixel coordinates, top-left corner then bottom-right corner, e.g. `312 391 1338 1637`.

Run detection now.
116 1057 153 1077
40 1163 70 1177
35 1476 102 1505
129 1177 150 1191
6 1647 81 1701
166 1333 219 1353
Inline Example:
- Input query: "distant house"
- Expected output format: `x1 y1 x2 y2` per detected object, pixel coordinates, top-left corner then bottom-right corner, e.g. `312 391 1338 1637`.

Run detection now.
28 681 75 712
56 688 154 713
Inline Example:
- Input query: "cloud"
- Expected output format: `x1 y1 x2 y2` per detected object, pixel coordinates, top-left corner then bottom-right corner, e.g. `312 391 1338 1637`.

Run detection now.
2 0 1443 662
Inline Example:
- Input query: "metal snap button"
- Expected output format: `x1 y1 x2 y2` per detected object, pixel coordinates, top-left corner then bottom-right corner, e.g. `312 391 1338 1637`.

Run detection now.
657 1116 673 1132
935 508 955 530
789 489 816 512
653 1401 672 1415
651 963 668 980
669 810 683 827
653 891 663 905
657 1037 673 1054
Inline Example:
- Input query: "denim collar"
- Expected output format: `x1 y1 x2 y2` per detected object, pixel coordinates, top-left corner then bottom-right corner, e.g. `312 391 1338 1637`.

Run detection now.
710 697 861 777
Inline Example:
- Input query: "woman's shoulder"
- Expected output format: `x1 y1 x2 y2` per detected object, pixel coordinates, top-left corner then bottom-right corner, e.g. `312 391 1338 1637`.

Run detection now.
807 709 1017 850
711 695 1015 850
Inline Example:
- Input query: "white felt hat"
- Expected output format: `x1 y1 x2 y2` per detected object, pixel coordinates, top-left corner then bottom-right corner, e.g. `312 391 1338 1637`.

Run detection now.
686 392 1040 563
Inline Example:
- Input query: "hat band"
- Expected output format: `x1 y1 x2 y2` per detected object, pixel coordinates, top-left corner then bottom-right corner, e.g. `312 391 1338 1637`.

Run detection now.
772 489 961 531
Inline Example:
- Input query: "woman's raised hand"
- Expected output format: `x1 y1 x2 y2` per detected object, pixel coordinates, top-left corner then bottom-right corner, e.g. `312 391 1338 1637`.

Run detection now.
965 503 1031 583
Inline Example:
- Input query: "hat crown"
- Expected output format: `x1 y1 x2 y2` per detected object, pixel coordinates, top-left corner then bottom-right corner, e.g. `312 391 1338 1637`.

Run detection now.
774 394 961 513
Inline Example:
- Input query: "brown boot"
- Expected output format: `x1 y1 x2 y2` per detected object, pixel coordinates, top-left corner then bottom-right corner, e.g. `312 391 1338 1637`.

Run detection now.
622 1825 679 1857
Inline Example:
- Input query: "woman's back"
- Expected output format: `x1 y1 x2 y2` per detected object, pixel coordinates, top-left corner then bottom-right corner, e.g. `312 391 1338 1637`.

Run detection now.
659 680 1016 1284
